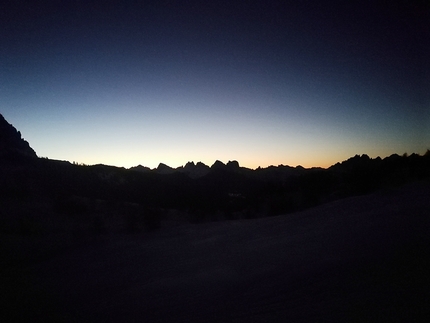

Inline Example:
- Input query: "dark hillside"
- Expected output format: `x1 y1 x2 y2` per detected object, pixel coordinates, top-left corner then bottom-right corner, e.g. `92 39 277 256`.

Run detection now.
2 181 429 322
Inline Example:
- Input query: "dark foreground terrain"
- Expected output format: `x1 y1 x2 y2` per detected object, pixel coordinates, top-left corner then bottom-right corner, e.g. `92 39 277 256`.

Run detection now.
2 180 429 322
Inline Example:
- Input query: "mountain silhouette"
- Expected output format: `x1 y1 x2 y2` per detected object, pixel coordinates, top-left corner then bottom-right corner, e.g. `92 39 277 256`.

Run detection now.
0 113 37 160
0 113 429 222
155 162 175 174
129 164 151 173
180 161 210 178
1 114 429 322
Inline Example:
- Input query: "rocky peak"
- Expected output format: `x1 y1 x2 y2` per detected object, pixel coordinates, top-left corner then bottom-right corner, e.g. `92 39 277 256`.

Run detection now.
226 160 240 169
211 160 225 169
156 163 175 174
181 161 210 178
183 161 195 171
0 114 37 159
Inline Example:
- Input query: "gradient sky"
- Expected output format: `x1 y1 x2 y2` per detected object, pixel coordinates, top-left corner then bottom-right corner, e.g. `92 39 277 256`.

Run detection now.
1 1 429 169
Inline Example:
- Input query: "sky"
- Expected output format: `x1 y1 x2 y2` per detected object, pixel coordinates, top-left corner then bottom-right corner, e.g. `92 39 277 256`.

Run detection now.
1 0 429 169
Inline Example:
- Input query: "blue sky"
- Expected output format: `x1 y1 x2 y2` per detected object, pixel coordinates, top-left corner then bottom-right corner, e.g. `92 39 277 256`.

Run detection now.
1 1 428 169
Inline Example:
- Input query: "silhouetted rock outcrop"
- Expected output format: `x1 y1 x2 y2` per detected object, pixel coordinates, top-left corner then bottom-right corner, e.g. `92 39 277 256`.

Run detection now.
226 160 240 169
155 163 175 174
211 160 226 169
181 161 210 178
0 114 37 160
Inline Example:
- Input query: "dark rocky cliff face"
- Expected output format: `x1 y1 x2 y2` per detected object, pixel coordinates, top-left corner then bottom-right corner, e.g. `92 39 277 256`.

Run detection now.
0 114 37 159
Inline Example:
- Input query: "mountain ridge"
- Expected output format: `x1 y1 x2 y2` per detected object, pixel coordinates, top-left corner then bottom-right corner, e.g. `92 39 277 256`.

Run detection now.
1 115 429 323
0 113 37 160
1 113 429 220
